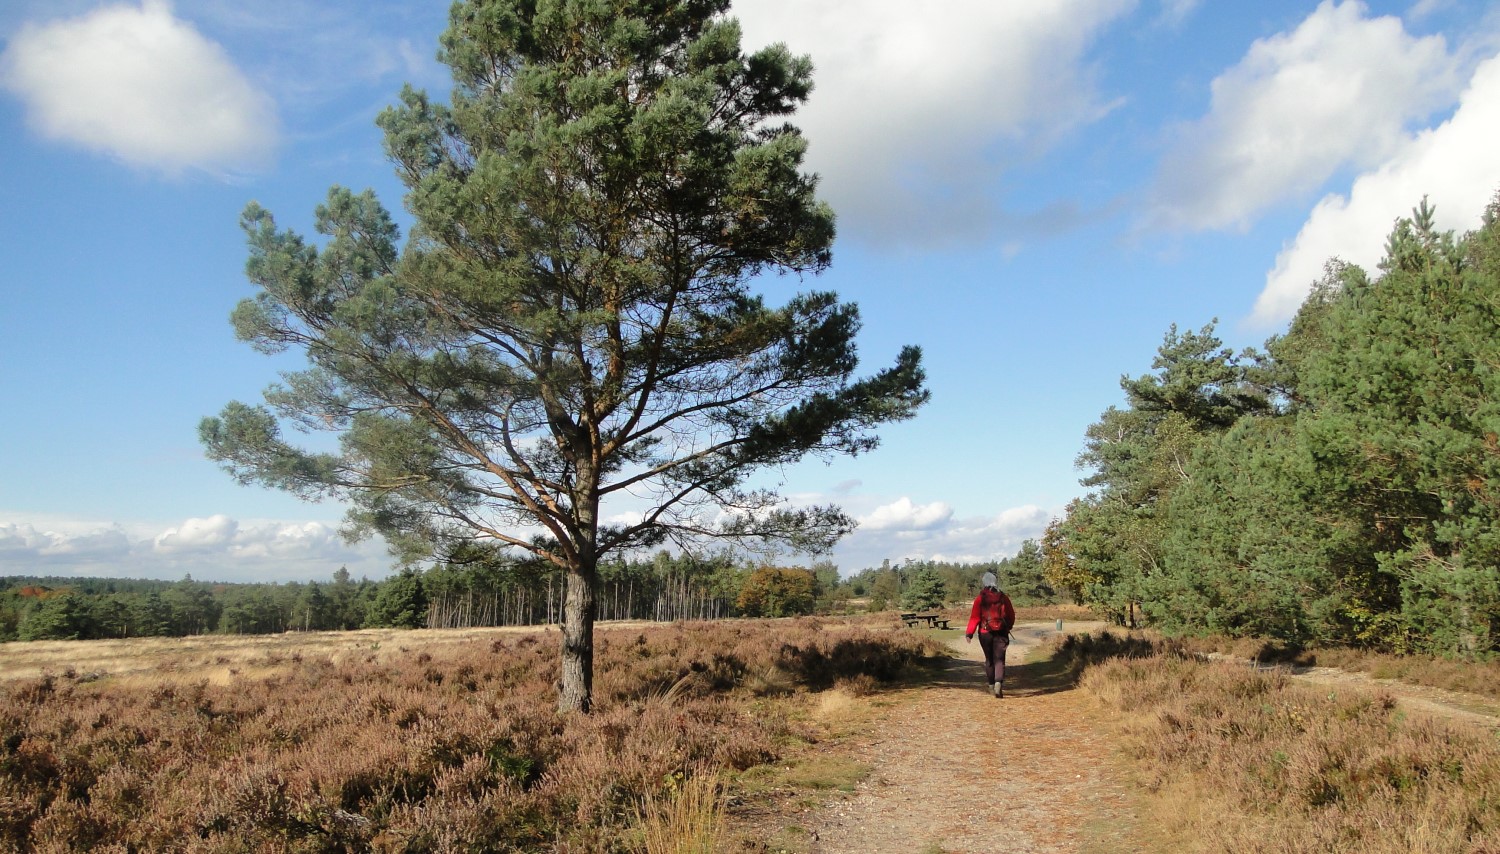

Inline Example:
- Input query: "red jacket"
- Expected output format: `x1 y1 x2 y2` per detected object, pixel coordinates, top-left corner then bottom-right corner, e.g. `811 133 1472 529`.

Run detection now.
966 588 1015 637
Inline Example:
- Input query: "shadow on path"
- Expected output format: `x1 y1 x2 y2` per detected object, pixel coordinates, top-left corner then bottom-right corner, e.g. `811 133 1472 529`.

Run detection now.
790 619 1128 853
908 653 1080 699
898 622 1096 699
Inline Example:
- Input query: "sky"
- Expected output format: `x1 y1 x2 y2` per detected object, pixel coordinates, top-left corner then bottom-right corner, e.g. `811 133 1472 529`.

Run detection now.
2 0 1499 583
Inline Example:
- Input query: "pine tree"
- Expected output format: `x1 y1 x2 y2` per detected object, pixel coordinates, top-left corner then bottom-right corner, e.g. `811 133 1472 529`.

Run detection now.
200 0 927 711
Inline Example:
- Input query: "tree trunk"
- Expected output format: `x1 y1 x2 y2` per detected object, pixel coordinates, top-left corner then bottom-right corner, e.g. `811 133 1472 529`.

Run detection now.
558 563 597 713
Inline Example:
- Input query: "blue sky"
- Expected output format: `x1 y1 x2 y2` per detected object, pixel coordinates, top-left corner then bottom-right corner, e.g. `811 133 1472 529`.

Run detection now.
2 0 1498 582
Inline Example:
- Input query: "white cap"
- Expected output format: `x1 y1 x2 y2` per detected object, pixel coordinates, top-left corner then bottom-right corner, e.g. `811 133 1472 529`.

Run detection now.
981 572 997 589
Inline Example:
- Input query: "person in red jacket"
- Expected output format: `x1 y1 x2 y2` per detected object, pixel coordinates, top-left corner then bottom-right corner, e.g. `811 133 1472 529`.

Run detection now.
966 572 1015 697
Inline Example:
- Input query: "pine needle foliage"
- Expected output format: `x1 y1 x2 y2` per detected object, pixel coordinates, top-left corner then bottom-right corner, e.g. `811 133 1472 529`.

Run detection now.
199 0 927 711
1053 193 1500 657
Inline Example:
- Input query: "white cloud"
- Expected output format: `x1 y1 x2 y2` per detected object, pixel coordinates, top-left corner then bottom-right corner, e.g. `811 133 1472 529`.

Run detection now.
827 500 1052 571
153 515 353 561
0 521 132 562
990 504 1053 535
1151 0 1459 232
1251 52 1500 326
154 513 238 553
0 512 387 581
859 497 953 532
0 0 278 176
603 510 646 528
734 0 1135 247
1158 0 1202 27
227 520 348 560
0 523 50 556
918 504 1052 562
1407 0 1451 21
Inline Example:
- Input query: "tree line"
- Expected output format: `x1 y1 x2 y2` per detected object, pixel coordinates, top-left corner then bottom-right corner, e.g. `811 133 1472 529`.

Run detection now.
1045 195 1500 658
1 539 1060 643
841 540 1056 611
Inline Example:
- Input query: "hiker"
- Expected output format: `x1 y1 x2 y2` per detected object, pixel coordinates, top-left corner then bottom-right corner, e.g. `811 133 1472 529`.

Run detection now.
965 572 1016 697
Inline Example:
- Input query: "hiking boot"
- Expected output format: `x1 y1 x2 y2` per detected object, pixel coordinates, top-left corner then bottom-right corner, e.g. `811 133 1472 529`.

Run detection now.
992 682 1002 698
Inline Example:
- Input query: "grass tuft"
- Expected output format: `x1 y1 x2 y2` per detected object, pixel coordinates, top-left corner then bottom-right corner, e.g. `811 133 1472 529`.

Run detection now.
637 772 723 854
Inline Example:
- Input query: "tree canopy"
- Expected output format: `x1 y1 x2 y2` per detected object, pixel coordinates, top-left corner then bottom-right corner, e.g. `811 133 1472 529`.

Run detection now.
1049 194 1500 658
200 0 927 711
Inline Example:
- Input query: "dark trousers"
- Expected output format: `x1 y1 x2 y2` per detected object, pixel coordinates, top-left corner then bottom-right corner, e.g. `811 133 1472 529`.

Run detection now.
979 630 1009 685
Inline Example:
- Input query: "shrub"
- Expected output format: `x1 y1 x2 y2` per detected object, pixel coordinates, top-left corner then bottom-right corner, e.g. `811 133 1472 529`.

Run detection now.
736 568 818 617
1067 631 1500 852
0 618 932 850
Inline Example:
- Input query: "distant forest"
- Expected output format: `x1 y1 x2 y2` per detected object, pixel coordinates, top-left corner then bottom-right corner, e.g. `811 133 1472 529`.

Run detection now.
1046 195 1500 659
0 544 1056 642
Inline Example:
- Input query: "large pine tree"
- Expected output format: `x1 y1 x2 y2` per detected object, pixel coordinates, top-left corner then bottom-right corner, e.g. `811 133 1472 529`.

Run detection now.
200 0 927 711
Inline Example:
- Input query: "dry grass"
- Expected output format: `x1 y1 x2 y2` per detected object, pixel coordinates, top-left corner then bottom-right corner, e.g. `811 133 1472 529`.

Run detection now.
1014 603 1097 622
0 618 942 852
637 773 724 854
1296 646 1500 701
1061 631 1500 853
1161 633 1500 702
0 625 561 684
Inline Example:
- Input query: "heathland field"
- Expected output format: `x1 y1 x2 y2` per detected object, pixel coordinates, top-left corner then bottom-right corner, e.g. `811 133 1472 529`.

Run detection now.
0 616 941 852
2 613 1499 852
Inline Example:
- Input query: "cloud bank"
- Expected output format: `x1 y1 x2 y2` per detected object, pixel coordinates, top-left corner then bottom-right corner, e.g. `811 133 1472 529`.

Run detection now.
1251 52 1500 325
1151 0 1460 233
0 0 278 176
0 514 386 582
828 498 1052 571
858 497 953 532
0 498 1052 581
734 0 1134 247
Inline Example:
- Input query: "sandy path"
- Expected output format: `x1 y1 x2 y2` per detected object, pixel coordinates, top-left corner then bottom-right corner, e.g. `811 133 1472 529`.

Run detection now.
803 621 1133 854
769 622 1500 854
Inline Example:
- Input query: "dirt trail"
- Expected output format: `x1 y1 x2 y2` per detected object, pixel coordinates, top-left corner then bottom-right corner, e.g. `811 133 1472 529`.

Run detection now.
800 621 1133 854
783 623 1500 853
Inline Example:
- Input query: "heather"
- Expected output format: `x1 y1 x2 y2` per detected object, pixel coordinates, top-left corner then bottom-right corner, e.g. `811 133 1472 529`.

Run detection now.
1063 631 1500 852
0 619 939 852
1152 632 1500 703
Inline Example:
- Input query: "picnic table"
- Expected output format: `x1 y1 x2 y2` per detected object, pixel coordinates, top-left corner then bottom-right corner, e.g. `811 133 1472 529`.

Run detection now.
900 613 952 630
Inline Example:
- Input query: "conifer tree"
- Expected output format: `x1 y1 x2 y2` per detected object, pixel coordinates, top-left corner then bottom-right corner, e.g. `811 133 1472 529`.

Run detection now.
900 565 946 611
200 0 927 711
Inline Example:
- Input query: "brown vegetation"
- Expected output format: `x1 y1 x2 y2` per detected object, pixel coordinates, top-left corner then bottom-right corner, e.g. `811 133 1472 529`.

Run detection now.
1012 604 1096 623
0 618 941 852
1062 631 1500 853
1174 633 1500 702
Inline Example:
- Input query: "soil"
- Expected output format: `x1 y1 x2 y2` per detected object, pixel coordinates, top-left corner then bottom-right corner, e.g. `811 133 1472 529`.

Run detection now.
736 621 1500 854
737 620 1139 853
